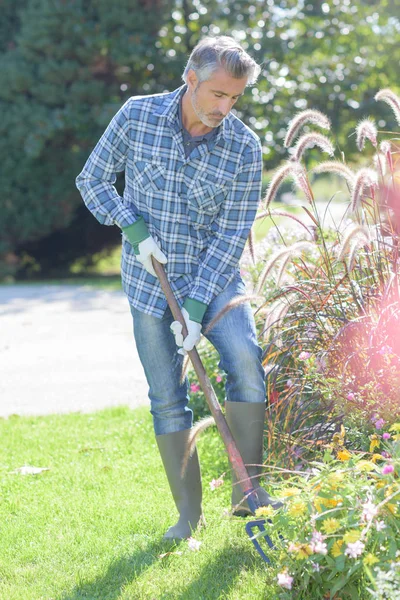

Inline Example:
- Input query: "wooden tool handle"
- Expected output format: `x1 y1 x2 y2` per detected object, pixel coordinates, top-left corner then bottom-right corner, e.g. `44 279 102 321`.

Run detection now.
152 257 256 496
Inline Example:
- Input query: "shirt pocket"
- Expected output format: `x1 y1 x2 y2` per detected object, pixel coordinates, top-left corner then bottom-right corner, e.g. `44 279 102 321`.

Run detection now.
130 153 166 193
187 175 228 229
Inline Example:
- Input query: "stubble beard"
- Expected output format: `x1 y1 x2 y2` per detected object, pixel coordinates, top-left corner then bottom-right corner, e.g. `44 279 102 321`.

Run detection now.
191 84 225 129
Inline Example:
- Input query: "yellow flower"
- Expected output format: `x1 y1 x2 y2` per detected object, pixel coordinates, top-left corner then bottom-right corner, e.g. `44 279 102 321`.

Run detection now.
295 544 313 560
385 484 399 497
371 454 384 463
393 434 400 442
337 449 352 461
327 472 345 488
325 497 340 508
343 530 361 544
321 518 341 534
386 503 398 515
363 553 379 566
279 487 302 498
389 423 400 432
314 497 324 513
287 500 308 517
356 460 376 472
314 495 340 512
370 435 380 453
255 505 275 518
331 540 344 557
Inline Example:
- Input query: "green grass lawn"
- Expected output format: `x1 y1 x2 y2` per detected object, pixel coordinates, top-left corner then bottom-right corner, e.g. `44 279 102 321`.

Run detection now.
0 406 279 600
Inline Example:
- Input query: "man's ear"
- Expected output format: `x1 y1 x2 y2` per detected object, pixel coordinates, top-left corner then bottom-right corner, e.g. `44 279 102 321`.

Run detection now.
186 69 198 92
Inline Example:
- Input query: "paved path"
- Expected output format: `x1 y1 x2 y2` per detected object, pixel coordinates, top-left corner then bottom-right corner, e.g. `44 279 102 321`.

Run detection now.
0 285 149 417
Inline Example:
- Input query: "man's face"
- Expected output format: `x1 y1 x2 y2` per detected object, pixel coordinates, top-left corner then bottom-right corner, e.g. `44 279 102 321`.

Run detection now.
189 67 248 128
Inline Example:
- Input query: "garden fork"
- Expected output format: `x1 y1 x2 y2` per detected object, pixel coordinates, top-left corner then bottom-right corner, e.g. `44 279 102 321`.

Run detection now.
152 258 276 563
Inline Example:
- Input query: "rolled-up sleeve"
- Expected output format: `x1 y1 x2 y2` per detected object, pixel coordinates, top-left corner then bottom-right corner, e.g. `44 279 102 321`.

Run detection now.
188 140 262 306
75 100 138 229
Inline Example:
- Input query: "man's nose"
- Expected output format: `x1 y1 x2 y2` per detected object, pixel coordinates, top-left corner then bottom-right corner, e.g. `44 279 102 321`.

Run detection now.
217 99 232 116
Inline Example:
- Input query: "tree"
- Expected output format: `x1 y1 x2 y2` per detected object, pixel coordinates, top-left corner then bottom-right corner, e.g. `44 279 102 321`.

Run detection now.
0 0 173 276
158 0 400 167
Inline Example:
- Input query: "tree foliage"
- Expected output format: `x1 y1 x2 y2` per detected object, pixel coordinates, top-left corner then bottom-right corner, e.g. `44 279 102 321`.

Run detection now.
0 0 399 277
0 0 173 275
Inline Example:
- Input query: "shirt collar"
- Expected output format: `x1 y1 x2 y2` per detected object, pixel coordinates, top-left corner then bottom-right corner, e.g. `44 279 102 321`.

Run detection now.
153 84 233 144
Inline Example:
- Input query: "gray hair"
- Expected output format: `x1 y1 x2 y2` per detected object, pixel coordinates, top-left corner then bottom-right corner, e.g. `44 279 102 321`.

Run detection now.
182 36 261 85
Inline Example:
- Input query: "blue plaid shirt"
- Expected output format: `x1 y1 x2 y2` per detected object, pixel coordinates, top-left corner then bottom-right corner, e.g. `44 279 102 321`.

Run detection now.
76 85 262 318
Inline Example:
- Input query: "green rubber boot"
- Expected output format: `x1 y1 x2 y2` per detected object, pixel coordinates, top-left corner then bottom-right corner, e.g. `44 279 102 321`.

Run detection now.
225 400 283 516
156 428 204 541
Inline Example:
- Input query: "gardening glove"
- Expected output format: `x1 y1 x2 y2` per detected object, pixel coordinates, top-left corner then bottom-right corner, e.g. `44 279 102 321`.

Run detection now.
171 299 207 355
135 236 167 277
122 216 167 277
171 308 202 355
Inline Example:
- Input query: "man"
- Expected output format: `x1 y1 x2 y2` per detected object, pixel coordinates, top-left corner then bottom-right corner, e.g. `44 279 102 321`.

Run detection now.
76 35 280 542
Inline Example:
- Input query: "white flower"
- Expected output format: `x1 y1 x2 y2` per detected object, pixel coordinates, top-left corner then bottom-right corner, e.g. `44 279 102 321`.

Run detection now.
345 541 365 559
361 500 379 522
375 520 387 532
310 530 328 555
277 570 294 590
310 541 328 555
187 537 202 551
209 478 224 491
311 561 320 572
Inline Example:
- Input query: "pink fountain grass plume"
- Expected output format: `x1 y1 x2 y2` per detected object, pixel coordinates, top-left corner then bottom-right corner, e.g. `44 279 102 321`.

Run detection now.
291 161 314 203
350 168 378 212
203 294 263 335
181 416 215 477
264 161 312 207
373 152 387 177
312 161 355 186
380 141 393 171
261 300 291 341
337 224 370 263
255 241 315 294
291 133 335 162
284 109 331 148
356 118 378 151
375 88 400 126
256 209 313 237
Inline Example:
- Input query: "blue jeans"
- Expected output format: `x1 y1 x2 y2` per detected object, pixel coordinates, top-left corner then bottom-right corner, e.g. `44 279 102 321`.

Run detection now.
130 272 266 435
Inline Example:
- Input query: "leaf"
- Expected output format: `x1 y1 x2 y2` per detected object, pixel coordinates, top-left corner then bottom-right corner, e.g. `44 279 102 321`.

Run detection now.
302 205 319 226
330 574 349 596
347 583 361 600
335 555 345 572
323 450 334 463
12 466 50 475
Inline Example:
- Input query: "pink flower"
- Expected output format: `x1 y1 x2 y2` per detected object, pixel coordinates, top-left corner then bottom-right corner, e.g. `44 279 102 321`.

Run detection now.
286 379 293 388
187 537 202 551
382 464 394 475
378 345 392 356
277 570 294 590
345 540 365 559
383 433 391 440
209 478 224 491
347 392 355 401
375 418 385 430
216 375 223 383
190 383 200 393
299 351 311 361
